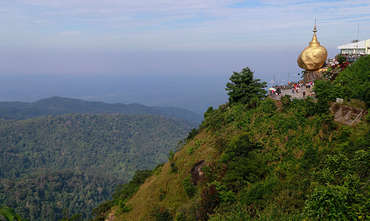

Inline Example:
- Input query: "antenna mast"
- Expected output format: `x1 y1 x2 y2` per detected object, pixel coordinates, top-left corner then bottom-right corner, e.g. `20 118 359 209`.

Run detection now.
357 24 359 46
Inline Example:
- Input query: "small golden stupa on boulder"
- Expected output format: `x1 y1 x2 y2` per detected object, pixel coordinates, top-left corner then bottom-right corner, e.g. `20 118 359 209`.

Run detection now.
297 23 328 74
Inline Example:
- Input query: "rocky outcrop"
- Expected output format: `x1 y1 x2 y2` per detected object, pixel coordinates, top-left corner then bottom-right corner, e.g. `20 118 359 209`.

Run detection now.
191 160 205 185
303 70 323 82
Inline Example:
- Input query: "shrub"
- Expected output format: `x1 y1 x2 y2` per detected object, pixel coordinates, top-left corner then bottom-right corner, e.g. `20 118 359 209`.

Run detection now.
304 185 355 220
220 133 266 190
353 150 370 178
202 108 226 131
301 145 319 170
170 162 178 173
240 177 278 207
204 106 214 119
168 151 175 161
315 153 351 185
280 95 291 110
92 200 114 220
168 151 178 173
117 199 131 213
274 115 299 134
221 133 262 162
183 176 196 198
159 188 166 201
153 163 164 175
208 203 251 221
151 207 173 221
186 128 199 141
212 181 236 204
112 170 152 201
214 135 227 152
187 146 195 155
222 154 266 191
258 98 277 114
303 97 318 117
175 211 187 221
313 79 343 113
199 184 220 220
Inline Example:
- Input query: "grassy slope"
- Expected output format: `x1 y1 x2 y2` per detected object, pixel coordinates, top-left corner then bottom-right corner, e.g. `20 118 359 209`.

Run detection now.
115 131 219 221
110 97 369 220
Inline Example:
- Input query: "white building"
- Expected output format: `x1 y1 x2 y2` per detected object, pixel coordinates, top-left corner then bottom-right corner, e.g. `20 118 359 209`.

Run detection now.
337 39 370 56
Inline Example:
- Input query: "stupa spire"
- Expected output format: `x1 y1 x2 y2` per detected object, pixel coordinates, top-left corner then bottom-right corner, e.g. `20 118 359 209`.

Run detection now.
311 18 319 44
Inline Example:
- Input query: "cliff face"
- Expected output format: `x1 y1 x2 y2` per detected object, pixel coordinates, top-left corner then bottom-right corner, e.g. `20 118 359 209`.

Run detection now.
97 97 369 221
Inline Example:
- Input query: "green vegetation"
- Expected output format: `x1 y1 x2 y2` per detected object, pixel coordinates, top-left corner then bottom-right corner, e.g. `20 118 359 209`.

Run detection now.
151 207 173 221
225 67 267 105
182 177 196 198
0 114 191 220
0 206 24 221
93 170 152 220
103 61 369 221
315 55 370 107
1 170 116 221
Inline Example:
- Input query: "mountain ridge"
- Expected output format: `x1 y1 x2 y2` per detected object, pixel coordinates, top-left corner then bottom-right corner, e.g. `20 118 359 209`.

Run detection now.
0 96 202 125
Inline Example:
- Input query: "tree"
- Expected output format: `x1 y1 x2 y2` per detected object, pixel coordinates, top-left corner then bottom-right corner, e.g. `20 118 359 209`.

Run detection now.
335 54 346 65
225 67 267 105
334 55 370 107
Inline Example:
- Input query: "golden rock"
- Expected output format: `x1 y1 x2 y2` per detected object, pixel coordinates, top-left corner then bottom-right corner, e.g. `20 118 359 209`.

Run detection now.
297 25 328 71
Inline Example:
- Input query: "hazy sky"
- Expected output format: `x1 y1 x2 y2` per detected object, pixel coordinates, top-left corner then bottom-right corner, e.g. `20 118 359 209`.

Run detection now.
1 0 369 51
0 0 369 112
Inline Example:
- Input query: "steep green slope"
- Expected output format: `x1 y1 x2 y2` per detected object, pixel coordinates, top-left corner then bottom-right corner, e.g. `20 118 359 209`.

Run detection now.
0 96 202 125
0 114 192 220
108 99 368 221
100 57 369 221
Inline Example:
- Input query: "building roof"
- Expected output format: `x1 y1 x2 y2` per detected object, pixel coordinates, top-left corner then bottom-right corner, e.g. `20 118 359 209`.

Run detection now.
337 39 370 50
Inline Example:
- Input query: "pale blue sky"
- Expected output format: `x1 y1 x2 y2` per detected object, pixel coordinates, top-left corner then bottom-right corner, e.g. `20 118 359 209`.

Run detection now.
1 0 369 51
0 0 369 112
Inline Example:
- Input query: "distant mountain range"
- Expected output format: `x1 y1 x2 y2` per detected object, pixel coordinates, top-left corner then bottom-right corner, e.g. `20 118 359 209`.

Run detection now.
0 96 202 125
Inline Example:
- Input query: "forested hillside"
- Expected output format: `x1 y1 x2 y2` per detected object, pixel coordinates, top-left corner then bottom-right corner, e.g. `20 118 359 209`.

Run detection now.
0 114 192 220
0 96 202 125
1 170 118 221
98 56 369 221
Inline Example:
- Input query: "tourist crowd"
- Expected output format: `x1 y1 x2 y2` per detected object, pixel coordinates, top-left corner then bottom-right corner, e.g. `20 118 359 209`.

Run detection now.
269 81 314 99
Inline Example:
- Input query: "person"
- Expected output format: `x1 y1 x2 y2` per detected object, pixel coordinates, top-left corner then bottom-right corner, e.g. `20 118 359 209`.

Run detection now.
303 91 306 97
277 87 281 96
